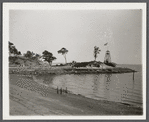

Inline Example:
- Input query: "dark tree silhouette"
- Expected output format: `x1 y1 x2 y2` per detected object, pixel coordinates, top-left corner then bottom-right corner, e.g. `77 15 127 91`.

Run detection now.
71 60 76 67
9 42 14 53
42 50 56 66
93 46 101 61
18 51 21 55
35 53 41 58
24 51 33 59
58 48 68 64
9 41 21 55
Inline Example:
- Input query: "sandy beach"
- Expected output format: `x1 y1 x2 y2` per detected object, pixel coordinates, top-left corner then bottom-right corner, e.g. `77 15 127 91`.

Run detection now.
9 74 143 116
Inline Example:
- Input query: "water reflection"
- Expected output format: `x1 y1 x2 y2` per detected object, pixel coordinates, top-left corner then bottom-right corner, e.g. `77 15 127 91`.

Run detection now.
33 74 56 86
104 74 111 100
33 72 142 107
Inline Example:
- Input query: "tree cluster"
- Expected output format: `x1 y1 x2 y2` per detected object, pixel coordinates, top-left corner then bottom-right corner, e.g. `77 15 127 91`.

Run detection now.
9 41 21 55
9 41 102 66
42 50 56 65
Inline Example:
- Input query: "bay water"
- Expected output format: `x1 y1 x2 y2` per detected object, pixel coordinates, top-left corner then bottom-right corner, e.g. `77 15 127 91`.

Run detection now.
33 64 143 107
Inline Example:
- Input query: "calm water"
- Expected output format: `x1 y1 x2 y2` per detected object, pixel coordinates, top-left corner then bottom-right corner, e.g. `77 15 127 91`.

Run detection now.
33 64 143 107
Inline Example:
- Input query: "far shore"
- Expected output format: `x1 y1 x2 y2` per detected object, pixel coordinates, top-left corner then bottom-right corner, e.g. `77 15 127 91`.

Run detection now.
10 74 142 115
9 65 137 75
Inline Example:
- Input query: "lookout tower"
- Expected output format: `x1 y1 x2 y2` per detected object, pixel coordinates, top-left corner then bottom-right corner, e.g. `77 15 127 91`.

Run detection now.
104 50 111 63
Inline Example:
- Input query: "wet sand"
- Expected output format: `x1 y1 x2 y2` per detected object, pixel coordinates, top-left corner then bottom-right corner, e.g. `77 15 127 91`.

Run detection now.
10 74 143 115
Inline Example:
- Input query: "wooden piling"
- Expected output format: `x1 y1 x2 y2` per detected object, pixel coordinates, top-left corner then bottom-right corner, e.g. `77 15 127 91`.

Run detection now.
66 87 68 93
133 72 135 80
60 88 62 94
57 87 59 94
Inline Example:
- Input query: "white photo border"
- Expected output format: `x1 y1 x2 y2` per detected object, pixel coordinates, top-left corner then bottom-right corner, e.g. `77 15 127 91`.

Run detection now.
3 3 147 120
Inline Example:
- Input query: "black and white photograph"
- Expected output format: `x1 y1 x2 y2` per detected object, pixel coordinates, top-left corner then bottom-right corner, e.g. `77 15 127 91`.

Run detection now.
3 3 146 120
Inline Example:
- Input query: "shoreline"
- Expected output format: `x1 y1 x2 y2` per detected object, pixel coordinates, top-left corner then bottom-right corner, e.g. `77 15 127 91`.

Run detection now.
9 66 137 75
9 74 143 115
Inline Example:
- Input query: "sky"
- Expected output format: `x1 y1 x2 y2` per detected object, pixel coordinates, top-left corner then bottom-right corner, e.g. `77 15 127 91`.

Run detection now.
9 10 142 64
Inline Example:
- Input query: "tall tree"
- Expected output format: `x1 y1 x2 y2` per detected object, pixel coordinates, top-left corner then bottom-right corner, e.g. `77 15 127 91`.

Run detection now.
42 50 56 66
93 46 101 61
58 48 68 64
